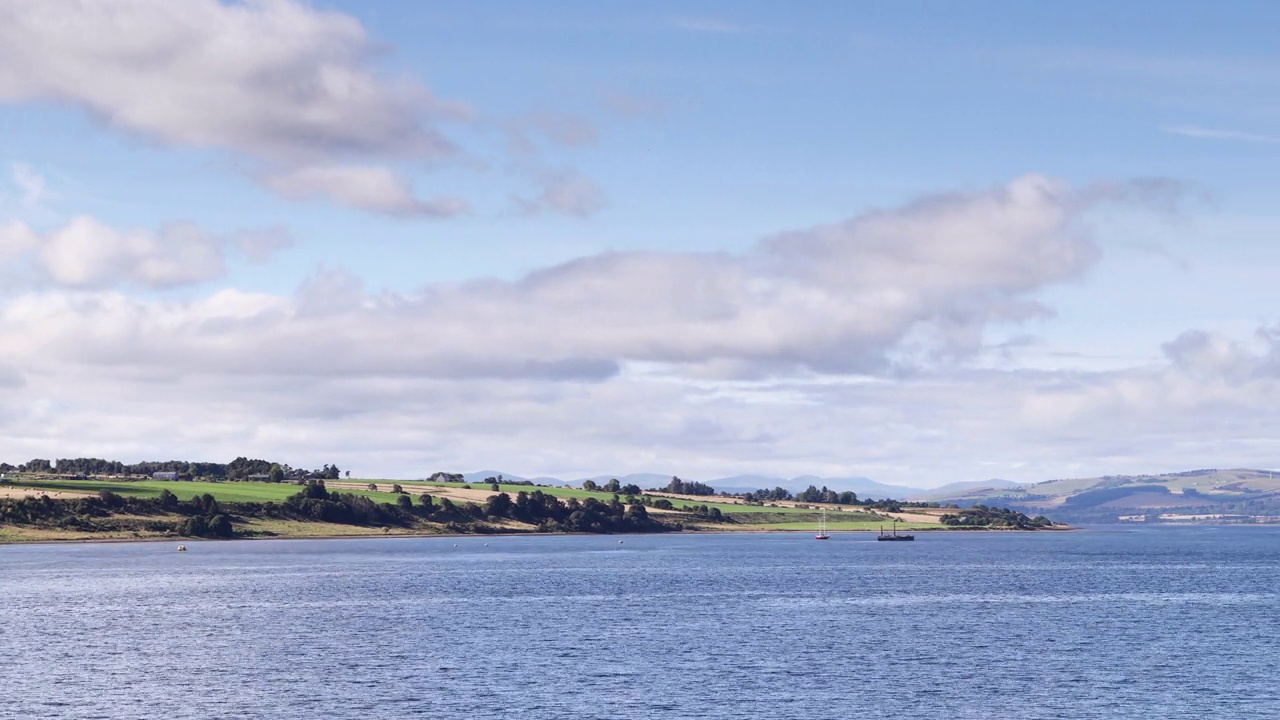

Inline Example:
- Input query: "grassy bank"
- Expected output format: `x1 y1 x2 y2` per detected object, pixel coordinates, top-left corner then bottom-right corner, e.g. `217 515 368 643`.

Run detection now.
0 475 1054 542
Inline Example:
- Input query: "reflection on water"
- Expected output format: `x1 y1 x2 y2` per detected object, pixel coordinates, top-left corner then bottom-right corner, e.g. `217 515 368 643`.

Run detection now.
3 528 1280 719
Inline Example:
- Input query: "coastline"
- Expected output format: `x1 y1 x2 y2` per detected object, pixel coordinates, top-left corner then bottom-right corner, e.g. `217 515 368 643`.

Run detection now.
0 523 1073 547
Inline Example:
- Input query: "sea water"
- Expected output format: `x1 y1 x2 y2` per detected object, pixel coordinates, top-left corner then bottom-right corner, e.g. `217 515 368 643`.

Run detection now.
2 527 1278 719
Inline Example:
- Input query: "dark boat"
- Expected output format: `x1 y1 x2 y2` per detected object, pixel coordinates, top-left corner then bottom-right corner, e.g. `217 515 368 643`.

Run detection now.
876 522 914 541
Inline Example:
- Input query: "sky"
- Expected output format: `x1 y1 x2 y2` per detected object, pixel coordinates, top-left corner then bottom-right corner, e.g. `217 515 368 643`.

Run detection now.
1 0 1280 487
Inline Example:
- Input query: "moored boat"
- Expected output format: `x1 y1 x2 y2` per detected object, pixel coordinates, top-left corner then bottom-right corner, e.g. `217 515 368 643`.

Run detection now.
876 521 914 541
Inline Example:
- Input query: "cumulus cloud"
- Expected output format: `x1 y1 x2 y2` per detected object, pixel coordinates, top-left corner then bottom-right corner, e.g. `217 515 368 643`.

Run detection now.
0 220 40 264
0 0 465 214
263 165 469 217
0 175 1132 378
8 174 1256 484
0 0 458 161
0 216 290 289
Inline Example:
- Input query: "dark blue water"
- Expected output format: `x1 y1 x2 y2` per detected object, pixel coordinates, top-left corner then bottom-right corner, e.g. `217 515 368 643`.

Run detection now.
3 527 1278 719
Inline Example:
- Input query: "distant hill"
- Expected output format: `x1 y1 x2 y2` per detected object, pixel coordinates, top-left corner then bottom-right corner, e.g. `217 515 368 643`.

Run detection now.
909 479 1020 501
574 473 675 490
786 475 923 500
924 468 1280 524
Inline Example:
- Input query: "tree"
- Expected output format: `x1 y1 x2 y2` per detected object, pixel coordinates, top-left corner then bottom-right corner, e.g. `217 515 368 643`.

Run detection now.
486 492 513 518
392 484 404 494
621 483 641 496
603 479 621 493
582 480 599 492
269 464 285 483
157 489 179 510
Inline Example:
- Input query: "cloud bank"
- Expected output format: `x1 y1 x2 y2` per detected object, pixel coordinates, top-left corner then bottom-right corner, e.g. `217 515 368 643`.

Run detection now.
1 174 1274 484
0 175 1108 378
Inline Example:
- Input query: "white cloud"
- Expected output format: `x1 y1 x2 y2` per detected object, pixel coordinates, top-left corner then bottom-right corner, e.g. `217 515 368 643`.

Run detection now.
0 0 466 214
1163 125 1280 145
0 0 458 162
263 165 469 217
0 220 40 264
11 163 47 210
4 175 1248 485
1 215 290 289
0 175 1126 378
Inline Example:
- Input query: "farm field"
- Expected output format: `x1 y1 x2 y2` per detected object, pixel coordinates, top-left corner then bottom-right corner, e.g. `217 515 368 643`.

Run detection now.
2 478 406 505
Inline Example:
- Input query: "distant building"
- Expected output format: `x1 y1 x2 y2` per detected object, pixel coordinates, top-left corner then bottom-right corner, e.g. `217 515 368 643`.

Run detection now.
152 471 179 480
246 473 271 482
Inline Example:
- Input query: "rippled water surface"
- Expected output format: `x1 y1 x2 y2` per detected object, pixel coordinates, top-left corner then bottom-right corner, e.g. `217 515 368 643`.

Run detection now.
4 527 1279 719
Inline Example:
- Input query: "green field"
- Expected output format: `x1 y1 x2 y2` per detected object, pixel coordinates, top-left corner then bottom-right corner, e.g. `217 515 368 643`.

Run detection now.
395 481 815 514
8 477 913 521
2 477 948 535
4 478 407 505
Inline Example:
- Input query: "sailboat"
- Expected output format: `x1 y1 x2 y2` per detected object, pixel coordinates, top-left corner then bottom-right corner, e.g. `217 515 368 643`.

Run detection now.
815 508 830 540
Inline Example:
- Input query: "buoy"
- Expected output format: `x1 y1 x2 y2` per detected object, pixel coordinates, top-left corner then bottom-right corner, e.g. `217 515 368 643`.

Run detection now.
618 540 624 544
177 545 187 552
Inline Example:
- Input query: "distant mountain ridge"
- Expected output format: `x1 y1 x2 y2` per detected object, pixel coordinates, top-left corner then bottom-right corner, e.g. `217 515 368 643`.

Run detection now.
456 470 925 499
917 468 1280 524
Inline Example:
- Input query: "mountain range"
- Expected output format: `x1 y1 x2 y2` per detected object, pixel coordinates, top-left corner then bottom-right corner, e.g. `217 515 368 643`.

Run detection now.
913 468 1280 523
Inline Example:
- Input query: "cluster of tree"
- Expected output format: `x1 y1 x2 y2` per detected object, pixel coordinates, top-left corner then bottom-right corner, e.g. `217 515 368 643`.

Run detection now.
1 476 749 539
263 484 670 534
794 485 860 505
581 479 642 495
656 476 717 496
1 457 343 482
939 505 1052 529
744 487 794 502
621 494 731 522
497 490 665 533
0 489 237 538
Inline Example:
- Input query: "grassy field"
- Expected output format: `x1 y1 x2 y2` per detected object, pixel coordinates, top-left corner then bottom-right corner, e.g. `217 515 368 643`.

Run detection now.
395 480 818 514
4 478 408 505
0 476 958 540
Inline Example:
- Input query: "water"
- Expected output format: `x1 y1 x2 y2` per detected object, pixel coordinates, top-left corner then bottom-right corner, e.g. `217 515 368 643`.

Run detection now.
3 527 1279 719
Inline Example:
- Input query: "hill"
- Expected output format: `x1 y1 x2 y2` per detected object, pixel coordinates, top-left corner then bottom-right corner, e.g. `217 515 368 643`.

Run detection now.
926 468 1280 524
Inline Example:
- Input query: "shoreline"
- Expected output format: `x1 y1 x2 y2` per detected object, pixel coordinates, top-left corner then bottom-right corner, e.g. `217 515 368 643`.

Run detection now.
0 523 1074 548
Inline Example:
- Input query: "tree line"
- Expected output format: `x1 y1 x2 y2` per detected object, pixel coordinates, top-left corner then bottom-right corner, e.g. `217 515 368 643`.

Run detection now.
0 482 678 539
1 457 343 481
938 505 1053 529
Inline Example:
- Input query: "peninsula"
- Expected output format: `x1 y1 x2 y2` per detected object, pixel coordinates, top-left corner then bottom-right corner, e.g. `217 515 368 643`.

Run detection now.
0 457 1059 542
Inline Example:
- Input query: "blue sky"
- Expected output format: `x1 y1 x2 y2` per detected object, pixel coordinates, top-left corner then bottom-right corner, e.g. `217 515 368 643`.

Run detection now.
1 0 1279 486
